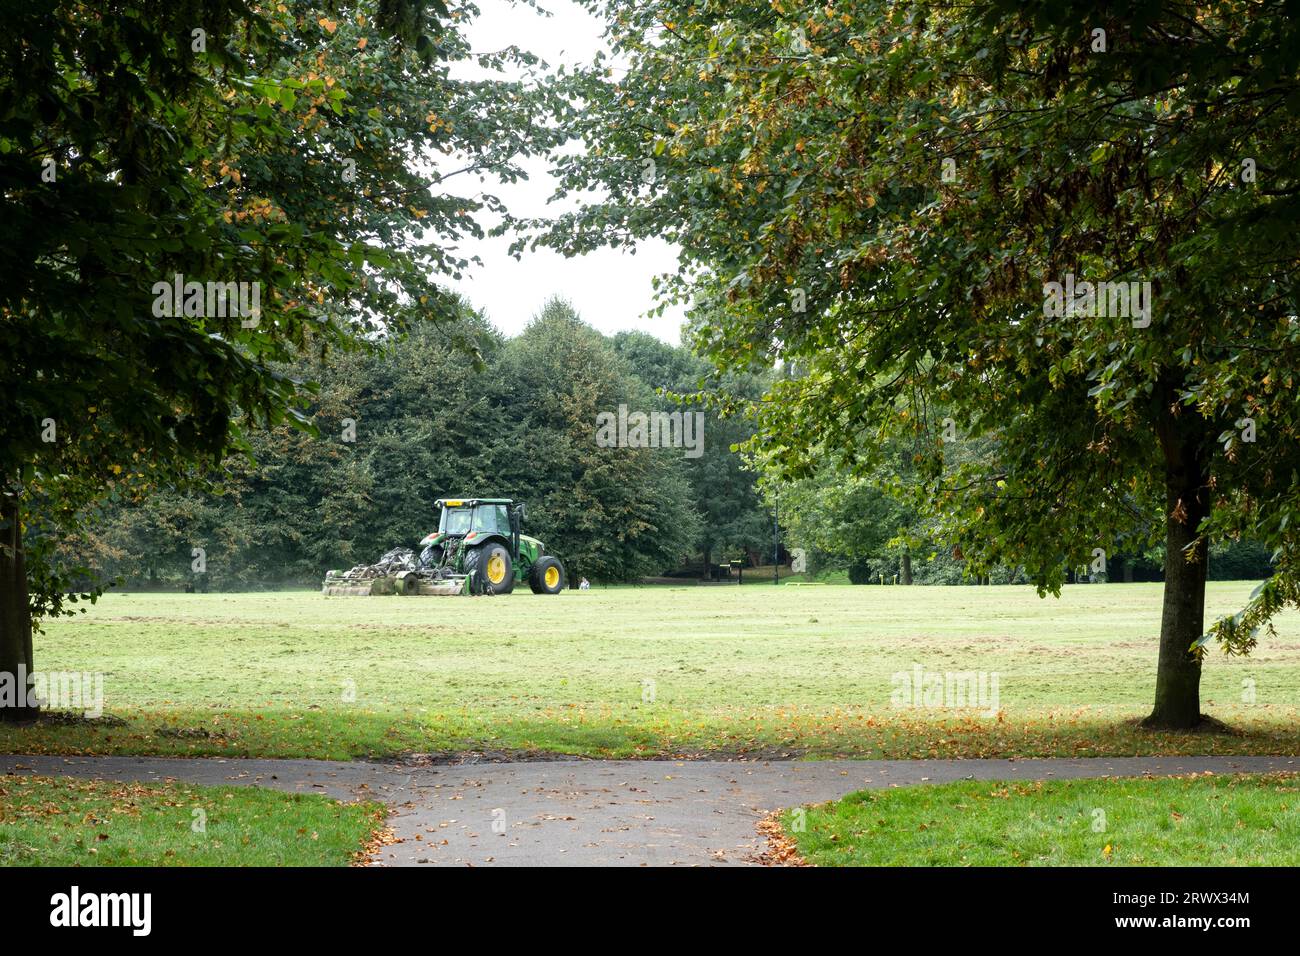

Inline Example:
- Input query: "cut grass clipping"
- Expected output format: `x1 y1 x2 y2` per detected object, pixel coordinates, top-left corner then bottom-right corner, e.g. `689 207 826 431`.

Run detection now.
781 773 1300 866
0 776 385 866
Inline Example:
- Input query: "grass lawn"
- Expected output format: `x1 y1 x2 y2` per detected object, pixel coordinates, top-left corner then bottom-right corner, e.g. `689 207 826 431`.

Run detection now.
1 581 1297 760
780 773 1300 866
0 775 384 866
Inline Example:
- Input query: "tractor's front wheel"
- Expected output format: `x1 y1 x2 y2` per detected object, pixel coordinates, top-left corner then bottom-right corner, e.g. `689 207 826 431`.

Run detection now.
467 542 514 595
529 556 565 594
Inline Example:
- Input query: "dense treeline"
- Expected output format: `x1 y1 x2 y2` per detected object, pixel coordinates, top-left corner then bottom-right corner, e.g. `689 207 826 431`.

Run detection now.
776 455 1274 586
62 293 1272 591
62 300 771 588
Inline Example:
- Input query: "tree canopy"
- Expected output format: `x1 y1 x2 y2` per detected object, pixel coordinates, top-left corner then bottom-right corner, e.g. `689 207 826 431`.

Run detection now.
534 0 1300 727
0 0 558 717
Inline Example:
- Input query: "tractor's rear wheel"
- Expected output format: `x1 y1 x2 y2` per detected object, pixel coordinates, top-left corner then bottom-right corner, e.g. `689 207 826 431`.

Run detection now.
467 542 513 595
529 556 565 594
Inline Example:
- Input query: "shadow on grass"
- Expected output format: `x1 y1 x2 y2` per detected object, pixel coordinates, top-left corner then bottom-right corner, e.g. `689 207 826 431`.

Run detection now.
0 706 1295 761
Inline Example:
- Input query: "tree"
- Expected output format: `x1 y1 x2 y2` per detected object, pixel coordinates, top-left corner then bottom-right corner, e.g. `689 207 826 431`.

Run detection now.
484 299 700 581
773 465 913 578
613 332 769 575
1 0 556 719
537 1 1300 728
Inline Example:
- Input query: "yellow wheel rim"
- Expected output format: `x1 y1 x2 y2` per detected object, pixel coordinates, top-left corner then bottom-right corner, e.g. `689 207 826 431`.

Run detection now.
544 566 560 589
487 553 507 584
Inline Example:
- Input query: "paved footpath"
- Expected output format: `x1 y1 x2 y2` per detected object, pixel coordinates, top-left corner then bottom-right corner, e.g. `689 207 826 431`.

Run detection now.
2 754 1295 866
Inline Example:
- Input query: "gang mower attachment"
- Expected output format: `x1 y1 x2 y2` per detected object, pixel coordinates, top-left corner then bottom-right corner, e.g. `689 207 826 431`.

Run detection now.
321 498 566 596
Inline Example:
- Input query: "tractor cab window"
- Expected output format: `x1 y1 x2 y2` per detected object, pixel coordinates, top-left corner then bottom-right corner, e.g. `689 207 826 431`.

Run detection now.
472 504 510 535
440 508 472 536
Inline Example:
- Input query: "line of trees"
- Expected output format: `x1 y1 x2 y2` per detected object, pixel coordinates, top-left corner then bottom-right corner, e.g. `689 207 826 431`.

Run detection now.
773 443 1275 586
58 300 773 588
60 287 1277 590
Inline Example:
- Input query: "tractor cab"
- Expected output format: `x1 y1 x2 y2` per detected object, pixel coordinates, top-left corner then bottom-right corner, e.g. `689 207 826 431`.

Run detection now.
422 498 520 555
435 500 512 542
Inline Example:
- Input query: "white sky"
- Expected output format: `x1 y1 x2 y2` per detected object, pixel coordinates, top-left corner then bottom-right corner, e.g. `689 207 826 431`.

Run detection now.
444 0 685 344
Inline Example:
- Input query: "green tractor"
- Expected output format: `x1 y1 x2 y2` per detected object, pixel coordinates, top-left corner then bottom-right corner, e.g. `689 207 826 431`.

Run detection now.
411 498 565 596
322 498 566 597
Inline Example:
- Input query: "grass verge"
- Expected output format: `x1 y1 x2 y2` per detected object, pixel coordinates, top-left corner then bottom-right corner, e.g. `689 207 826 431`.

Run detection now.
0 775 386 866
780 773 1300 866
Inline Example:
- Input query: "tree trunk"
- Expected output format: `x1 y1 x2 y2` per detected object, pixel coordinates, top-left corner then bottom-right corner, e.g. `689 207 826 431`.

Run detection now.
0 495 37 723
701 545 711 581
1145 405 1209 730
901 550 912 585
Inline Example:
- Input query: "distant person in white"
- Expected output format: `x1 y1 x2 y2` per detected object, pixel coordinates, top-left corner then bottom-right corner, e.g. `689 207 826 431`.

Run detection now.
579 577 590 590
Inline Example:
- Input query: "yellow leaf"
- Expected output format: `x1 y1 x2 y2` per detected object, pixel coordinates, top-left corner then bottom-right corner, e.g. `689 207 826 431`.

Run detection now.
319 17 337 33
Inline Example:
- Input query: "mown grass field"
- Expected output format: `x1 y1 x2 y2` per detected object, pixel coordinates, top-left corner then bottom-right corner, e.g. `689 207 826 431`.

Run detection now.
0 776 384 866
782 773 1300 866
2 581 1297 760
